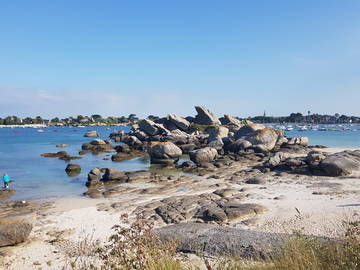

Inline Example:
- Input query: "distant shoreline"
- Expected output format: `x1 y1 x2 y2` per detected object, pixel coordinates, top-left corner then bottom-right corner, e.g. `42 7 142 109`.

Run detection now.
0 123 130 128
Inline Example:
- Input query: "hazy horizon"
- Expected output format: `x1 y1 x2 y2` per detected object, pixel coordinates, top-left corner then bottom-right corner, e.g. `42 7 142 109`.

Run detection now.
1 1 359 118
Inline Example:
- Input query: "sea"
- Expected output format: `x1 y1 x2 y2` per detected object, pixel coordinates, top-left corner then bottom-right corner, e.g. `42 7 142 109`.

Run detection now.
0 125 360 201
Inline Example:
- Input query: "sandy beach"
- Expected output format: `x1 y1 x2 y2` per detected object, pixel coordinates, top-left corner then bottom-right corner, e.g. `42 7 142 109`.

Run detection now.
1 146 359 270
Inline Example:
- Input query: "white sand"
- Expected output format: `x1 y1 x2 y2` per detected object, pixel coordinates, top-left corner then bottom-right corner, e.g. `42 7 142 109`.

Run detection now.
2 147 360 269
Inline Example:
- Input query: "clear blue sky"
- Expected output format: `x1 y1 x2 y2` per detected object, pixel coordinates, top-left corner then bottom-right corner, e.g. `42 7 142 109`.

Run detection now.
1 0 359 118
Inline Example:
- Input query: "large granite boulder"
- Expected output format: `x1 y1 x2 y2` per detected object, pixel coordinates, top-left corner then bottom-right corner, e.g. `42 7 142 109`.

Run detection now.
194 106 221 125
167 114 190 131
123 136 143 147
0 212 35 247
225 138 252 153
320 150 360 176
139 119 159 136
189 147 218 164
234 123 265 139
245 128 284 151
156 223 287 258
102 168 126 182
287 136 309 146
84 130 99 137
207 126 229 142
219 114 242 127
86 168 102 187
147 142 182 165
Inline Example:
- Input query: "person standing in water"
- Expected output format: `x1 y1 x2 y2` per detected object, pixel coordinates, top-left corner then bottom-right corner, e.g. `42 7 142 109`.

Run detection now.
3 173 10 190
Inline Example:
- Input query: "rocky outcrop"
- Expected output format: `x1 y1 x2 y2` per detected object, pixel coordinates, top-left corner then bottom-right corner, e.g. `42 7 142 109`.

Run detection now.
320 150 360 176
167 114 190 131
189 147 218 165
147 142 182 165
194 106 221 125
156 223 287 258
0 212 35 247
84 130 99 137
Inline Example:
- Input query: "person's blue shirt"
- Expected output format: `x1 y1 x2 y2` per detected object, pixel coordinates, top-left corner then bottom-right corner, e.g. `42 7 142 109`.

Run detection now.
3 174 10 183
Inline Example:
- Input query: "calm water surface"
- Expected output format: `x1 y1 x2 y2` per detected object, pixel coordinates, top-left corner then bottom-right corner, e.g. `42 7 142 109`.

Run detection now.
0 125 359 201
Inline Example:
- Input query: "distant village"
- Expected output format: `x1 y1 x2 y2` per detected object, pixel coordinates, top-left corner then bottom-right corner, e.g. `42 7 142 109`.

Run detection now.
0 112 359 126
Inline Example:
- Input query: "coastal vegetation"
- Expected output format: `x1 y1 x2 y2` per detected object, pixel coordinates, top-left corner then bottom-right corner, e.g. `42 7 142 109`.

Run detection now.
1 112 360 126
64 216 360 270
0 114 139 126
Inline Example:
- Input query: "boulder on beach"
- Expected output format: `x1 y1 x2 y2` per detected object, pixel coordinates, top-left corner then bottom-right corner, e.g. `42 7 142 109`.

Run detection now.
194 106 221 125
156 222 287 258
320 150 360 176
0 212 36 247
189 147 218 165
167 114 190 131
84 130 99 137
147 142 182 165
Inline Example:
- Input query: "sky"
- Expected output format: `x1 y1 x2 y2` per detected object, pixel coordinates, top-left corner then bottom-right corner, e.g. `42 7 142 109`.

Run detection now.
0 0 360 118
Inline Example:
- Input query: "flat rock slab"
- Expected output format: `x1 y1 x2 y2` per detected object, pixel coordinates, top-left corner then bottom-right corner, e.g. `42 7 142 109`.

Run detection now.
156 222 288 258
136 193 267 224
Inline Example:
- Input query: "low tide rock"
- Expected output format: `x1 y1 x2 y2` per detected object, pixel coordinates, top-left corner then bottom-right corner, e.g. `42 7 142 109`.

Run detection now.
84 130 99 137
102 168 126 182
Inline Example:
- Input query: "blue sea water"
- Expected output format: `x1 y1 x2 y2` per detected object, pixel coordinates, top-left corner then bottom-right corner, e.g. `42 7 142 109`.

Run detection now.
0 125 359 201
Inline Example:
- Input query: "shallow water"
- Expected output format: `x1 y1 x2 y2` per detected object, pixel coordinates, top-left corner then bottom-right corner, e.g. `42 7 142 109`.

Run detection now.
0 125 359 201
